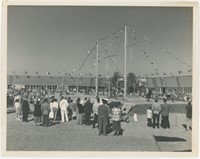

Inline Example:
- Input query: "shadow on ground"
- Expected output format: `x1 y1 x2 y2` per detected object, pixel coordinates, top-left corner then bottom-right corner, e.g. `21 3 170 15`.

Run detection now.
154 135 186 142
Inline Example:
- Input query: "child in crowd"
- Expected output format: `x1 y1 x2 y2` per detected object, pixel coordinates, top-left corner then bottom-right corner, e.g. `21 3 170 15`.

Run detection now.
147 106 152 127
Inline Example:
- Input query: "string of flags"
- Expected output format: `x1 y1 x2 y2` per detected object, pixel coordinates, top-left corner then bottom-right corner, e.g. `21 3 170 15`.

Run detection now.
129 26 192 72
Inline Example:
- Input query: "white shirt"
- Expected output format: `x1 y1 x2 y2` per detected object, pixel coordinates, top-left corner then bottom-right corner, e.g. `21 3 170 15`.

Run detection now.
147 109 153 119
59 99 69 111
93 101 100 115
14 102 20 109
52 101 58 108
50 102 54 111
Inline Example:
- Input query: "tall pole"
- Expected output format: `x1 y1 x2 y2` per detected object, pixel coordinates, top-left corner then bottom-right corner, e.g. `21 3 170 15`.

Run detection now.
124 26 127 99
95 40 99 96
76 73 78 93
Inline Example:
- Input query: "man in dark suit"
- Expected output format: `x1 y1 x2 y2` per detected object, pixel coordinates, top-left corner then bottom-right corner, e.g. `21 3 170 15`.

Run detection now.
84 98 93 125
98 98 109 136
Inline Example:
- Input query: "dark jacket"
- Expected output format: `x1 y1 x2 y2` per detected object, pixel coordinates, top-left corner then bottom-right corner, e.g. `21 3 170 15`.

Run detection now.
22 100 30 114
84 100 93 114
41 102 50 115
34 101 42 117
98 104 109 118
161 103 171 116
77 103 85 114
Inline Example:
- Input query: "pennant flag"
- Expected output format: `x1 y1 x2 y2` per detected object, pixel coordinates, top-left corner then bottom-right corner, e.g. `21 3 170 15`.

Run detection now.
47 72 50 75
36 71 38 75
25 71 28 75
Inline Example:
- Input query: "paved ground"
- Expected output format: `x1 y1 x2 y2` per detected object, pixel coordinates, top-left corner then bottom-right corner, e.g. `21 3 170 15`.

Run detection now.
7 111 191 151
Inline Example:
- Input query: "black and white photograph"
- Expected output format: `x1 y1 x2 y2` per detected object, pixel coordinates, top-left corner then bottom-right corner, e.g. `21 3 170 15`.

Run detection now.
1 0 199 157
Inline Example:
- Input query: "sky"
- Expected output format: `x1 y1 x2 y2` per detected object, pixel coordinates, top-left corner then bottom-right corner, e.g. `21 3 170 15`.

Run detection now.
7 6 193 77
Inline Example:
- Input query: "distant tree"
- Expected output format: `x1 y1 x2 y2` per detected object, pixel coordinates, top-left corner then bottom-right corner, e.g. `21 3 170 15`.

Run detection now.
127 72 137 94
110 72 121 96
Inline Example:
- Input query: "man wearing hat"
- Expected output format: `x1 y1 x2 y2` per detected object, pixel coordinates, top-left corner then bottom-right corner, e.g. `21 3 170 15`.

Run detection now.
98 98 109 136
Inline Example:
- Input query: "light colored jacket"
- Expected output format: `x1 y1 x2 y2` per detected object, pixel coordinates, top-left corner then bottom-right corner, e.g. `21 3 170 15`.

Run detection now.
60 99 69 111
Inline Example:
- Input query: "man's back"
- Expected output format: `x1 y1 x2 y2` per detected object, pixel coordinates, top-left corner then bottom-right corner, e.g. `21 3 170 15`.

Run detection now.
152 102 161 114
98 104 109 117
161 103 170 116
41 102 50 115
85 101 93 113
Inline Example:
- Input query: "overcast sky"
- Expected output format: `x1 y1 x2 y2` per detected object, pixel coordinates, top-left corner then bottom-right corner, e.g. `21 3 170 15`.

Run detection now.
7 6 192 77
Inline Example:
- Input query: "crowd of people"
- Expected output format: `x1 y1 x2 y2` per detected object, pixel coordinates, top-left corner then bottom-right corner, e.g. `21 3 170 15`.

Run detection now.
13 92 123 136
9 87 192 138
146 97 192 131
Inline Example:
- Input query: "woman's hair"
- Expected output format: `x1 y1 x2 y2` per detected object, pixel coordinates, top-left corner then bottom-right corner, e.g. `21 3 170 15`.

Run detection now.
54 98 57 102
50 98 54 103
15 99 19 102
77 97 81 104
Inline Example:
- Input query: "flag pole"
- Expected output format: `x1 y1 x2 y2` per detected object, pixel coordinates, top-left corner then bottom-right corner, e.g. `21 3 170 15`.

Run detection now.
95 40 99 96
124 26 127 100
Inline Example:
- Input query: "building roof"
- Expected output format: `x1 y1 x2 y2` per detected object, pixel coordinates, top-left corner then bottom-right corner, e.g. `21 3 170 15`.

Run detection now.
7 75 107 87
146 75 192 88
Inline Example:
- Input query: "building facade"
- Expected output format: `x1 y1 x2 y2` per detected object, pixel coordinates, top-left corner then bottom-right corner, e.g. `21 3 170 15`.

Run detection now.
145 75 192 94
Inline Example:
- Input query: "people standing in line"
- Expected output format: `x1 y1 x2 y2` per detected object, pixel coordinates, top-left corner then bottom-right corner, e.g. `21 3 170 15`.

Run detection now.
160 99 171 129
152 98 161 128
185 99 192 131
98 98 109 136
146 106 153 127
92 97 100 128
33 98 42 126
14 99 21 120
41 98 50 127
76 98 85 125
112 104 122 136
52 98 58 122
84 98 93 125
22 97 30 122
60 96 69 122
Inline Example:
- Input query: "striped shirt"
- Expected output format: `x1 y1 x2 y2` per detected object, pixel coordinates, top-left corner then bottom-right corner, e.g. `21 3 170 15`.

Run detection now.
112 108 121 121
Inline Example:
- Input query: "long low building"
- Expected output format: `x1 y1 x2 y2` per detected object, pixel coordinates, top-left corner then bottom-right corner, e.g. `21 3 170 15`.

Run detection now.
7 75 192 94
145 75 192 94
7 75 108 91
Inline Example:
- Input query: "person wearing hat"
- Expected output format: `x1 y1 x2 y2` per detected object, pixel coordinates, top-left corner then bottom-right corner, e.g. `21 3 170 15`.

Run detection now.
152 97 161 128
98 98 109 136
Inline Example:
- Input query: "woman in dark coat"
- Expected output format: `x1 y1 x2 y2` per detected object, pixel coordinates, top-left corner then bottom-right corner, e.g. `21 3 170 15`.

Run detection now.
22 98 30 122
34 98 42 126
